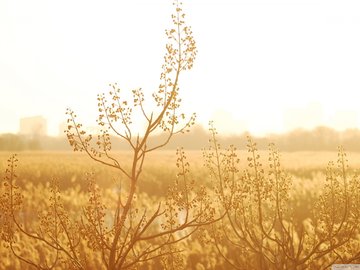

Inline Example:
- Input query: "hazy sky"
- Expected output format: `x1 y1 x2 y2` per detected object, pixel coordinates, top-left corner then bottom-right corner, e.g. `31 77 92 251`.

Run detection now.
1 0 360 136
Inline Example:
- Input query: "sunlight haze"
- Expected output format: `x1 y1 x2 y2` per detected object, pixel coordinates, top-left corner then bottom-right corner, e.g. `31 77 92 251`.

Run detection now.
1 0 360 136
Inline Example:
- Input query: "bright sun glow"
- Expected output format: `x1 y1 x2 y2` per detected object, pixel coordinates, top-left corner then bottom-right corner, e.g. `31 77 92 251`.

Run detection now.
1 0 360 136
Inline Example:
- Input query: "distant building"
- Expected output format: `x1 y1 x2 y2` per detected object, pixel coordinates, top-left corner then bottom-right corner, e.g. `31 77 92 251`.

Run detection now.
19 116 47 137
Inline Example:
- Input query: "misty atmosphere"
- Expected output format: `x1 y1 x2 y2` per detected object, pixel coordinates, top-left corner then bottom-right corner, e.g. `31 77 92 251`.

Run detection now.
3 124 360 152
1 0 360 269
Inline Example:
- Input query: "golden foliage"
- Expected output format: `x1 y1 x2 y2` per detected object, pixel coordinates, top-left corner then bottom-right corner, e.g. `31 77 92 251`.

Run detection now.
204 124 360 270
2 1 360 269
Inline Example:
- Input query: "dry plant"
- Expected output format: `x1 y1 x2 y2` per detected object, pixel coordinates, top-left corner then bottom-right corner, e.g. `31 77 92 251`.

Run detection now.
0 154 85 269
0 2 220 269
204 123 360 270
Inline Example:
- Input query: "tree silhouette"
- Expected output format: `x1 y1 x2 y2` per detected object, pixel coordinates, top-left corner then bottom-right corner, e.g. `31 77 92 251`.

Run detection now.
0 2 220 269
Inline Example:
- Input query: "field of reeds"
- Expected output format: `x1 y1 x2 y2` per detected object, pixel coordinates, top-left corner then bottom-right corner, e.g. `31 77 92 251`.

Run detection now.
1 144 360 269
2 1 360 269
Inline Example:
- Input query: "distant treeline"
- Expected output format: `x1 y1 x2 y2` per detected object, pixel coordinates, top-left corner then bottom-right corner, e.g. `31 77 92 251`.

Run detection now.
0 134 70 151
1 125 360 152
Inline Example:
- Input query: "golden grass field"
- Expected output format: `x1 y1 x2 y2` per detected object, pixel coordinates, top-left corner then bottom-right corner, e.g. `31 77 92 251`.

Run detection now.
2 149 360 269
2 150 360 189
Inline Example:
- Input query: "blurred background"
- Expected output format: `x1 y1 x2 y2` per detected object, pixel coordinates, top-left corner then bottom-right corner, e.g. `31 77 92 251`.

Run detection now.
1 0 360 150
